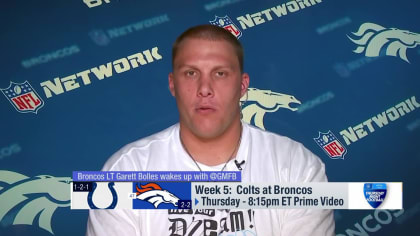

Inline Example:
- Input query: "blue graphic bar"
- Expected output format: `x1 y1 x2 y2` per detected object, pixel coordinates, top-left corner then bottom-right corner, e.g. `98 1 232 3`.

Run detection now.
370 183 386 189
73 171 241 182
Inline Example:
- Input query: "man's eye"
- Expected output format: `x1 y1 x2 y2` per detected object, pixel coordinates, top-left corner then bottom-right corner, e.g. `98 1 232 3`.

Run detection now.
216 71 226 77
186 71 197 76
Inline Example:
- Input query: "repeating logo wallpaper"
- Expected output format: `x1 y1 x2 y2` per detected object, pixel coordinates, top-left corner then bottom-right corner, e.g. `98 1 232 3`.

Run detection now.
1 0 419 235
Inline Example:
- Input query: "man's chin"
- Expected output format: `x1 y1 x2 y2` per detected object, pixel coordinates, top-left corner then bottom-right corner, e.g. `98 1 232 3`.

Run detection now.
192 128 222 140
189 122 226 140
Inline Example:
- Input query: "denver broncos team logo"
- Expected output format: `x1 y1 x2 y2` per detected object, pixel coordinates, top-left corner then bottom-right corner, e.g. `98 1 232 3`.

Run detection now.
135 183 180 208
0 170 71 235
240 88 301 130
348 22 420 63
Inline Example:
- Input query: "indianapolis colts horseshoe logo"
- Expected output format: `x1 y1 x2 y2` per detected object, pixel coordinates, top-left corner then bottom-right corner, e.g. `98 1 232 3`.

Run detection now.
87 182 118 209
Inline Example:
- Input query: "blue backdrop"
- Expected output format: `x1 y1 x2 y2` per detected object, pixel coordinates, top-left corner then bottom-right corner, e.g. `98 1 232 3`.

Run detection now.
1 0 419 235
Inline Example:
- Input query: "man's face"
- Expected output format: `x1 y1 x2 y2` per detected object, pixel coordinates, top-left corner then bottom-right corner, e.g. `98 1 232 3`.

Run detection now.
169 38 249 139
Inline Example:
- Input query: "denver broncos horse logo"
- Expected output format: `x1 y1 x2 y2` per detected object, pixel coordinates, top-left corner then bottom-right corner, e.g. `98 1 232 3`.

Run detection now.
0 170 71 235
135 183 180 208
348 22 420 63
240 88 301 130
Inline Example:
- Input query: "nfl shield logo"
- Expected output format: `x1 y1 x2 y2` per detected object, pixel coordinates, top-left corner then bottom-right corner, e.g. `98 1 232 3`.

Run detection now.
1 81 44 114
209 15 242 39
364 183 387 208
314 131 347 159
89 29 111 46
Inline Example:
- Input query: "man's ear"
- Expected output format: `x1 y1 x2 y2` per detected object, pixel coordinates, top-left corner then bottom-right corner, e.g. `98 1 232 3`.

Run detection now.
240 73 250 97
168 72 176 97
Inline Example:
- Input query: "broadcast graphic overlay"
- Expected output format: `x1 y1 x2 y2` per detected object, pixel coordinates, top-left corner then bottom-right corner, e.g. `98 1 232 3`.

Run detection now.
3 0 419 235
71 171 240 210
71 171 403 211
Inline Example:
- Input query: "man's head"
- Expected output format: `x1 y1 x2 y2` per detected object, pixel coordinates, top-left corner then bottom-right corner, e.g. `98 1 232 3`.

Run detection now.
169 25 249 140
172 24 244 72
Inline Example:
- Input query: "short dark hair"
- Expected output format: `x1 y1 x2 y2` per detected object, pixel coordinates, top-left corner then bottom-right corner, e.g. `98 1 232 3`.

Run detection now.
172 24 244 72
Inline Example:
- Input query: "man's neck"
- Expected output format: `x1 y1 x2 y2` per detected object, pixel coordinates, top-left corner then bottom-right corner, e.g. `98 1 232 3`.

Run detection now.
179 120 242 166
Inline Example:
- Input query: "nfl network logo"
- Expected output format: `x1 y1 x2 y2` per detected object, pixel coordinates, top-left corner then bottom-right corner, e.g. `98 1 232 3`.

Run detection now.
1 81 44 114
314 131 347 159
209 15 242 39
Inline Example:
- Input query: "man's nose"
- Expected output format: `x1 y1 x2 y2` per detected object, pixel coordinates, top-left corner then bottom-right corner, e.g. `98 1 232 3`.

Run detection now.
197 75 214 97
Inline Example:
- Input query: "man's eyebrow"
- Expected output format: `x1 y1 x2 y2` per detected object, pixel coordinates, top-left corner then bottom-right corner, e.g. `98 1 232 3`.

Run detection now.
212 65 235 71
174 64 236 71
175 64 197 70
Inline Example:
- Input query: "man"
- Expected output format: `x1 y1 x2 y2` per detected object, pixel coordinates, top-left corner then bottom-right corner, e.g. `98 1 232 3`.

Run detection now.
87 25 335 235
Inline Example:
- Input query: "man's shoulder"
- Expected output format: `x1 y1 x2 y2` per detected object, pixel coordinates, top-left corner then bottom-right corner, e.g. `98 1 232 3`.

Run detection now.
102 124 178 171
245 122 301 149
245 122 325 180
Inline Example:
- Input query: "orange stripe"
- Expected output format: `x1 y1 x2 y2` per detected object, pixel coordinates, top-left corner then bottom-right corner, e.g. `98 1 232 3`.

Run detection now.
136 183 162 194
